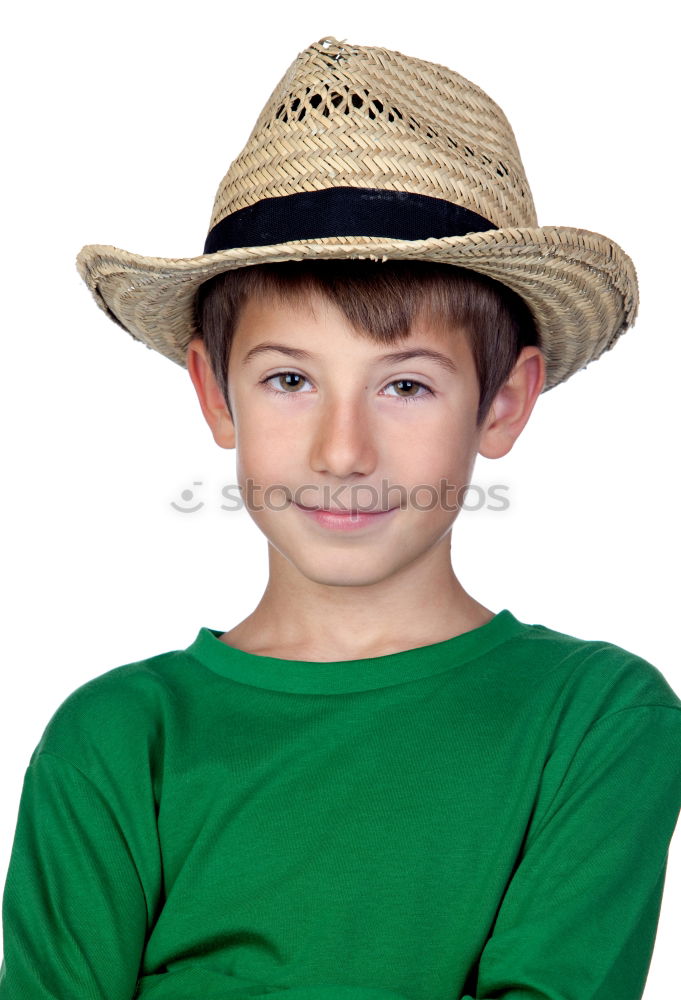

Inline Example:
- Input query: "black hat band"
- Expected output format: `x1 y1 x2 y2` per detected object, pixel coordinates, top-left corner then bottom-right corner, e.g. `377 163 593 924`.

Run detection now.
203 186 497 254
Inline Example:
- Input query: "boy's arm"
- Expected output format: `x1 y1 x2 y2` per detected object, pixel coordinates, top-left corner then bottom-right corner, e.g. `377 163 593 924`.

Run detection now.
458 705 681 1000
0 750 148 999
3 709 679 1000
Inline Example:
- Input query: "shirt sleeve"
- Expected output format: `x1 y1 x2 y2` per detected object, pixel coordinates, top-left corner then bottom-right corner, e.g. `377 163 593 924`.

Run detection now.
0 750 148 999
459 705 681 1000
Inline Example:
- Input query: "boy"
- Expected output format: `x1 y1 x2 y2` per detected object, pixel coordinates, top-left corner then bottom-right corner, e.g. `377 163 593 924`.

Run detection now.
1 33 680 1000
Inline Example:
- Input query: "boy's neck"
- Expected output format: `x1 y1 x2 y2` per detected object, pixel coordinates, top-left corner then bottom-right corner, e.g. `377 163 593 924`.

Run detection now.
219 538 494 662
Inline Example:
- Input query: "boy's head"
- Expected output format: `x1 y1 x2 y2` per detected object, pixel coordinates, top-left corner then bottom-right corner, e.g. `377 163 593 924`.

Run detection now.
184 259 545 591
73 33 640 632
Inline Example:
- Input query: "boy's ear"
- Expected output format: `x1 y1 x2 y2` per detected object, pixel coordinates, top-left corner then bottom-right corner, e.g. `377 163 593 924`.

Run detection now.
477 346 546 459
185 337 236 450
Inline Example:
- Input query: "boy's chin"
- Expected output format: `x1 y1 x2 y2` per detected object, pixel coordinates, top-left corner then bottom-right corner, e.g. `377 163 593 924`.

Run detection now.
265 532 409 588
280 556 403 590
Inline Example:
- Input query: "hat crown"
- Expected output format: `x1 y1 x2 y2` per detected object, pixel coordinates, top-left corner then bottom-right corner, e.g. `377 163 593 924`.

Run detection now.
207 36 538 235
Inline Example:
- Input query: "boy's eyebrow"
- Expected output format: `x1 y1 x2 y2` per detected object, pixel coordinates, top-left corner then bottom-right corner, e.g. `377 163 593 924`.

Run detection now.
241 343 458 375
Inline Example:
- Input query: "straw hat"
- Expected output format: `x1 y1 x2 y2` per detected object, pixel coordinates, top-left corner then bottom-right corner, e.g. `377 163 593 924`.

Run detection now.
75 35 639 393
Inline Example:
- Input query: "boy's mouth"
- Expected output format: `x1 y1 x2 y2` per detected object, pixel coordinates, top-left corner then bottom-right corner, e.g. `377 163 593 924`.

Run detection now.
292 501 400 530
294 502 396 515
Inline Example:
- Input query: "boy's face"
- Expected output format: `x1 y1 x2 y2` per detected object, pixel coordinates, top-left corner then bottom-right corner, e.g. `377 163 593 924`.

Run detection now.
187 289 543 591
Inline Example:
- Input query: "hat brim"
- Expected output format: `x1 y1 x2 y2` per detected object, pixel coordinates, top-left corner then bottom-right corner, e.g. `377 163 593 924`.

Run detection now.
75 226 638 392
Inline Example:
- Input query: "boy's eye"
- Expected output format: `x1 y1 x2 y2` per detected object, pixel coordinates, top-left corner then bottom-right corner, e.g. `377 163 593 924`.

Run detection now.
261 372 312 394
382 379 433 402
259 372 433 404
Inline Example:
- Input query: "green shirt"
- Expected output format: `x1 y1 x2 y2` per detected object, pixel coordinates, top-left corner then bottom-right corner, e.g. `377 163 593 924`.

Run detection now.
1 609 681 1000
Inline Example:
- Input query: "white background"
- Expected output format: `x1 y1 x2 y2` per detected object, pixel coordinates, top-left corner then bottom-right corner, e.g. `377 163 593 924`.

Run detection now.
1 1 678 995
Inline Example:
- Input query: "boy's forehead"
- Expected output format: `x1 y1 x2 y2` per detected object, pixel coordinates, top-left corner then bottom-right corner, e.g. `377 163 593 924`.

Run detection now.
233 287 471 361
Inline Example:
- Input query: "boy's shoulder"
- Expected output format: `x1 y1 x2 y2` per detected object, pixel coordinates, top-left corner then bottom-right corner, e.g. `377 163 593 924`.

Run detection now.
502 615 681 728
29 641 188 775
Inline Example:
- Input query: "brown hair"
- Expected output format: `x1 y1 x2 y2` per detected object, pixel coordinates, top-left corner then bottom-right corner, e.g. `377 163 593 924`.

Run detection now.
194 258 541 428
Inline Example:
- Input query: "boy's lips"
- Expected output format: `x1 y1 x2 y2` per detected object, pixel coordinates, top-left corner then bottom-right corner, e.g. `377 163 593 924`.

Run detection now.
292 501 400 531
294 502 396 515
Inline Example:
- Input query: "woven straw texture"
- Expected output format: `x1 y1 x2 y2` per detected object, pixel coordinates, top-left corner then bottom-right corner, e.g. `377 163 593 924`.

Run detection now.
76 36 639 392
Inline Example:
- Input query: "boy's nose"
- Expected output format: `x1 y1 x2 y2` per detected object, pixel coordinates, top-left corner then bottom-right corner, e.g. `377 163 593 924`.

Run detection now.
308 396 377 479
